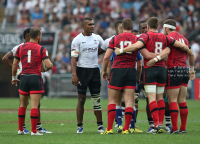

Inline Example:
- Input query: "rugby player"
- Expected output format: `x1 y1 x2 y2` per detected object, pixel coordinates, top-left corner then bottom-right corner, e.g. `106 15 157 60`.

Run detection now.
101 21 124 132
71 17 105 133
115 17 190 133
11 28 53 135
147 19 195 133
2 28 52 134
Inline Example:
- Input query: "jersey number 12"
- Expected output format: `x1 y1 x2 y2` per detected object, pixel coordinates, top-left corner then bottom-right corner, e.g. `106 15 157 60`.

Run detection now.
119 41 132 54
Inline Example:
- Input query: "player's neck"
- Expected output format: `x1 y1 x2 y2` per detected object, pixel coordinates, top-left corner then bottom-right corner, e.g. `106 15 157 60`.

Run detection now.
167 30 176 35
83 31 92 36
149 29 158 33
123 30 132 33
30 39 38 43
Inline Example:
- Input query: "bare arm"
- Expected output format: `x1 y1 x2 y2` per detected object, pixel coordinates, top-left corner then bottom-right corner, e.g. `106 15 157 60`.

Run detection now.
140 49 157 60
2 51 13 68
71 57 78 76
158 47 171 59
12 58 19 76
188 49 194 67
43 59 53 70
137 60 142 82
173 40 190 53
102 49 113 73
115 41 144 55
107 61 112 80
146 47 171 67
122 41 144 53
102 49 113 81
188 49 195 80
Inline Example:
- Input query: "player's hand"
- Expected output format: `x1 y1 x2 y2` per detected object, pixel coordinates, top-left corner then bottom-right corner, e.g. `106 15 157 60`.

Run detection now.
189 70 195 80
102 71 108 81
11 79 20 86
114 47 121 55
147 59 156 67
72 75 79 86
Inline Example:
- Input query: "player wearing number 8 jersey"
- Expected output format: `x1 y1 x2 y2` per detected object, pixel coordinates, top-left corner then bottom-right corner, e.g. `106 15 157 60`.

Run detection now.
12 28 53 135
147 19 195 134
114 17 190 133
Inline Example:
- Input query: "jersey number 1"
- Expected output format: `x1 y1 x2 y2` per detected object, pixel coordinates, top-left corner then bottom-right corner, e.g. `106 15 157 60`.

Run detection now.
155 42 162 54
27 50 31 63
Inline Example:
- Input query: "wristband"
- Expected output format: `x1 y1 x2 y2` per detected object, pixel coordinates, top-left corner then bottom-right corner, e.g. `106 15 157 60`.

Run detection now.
154 57 158 62
189 66 194 71
120 49 123 54
12 76 17 81
157 56 161 61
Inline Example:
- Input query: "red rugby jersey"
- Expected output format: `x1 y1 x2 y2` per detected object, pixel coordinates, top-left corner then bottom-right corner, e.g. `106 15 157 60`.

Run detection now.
167 32 190 69
138 31 175 68
108 32 138 68
15 42 49 76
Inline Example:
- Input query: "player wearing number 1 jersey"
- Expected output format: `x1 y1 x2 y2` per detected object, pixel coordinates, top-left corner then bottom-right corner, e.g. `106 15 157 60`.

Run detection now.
114 17 190 133
147 19 195 134
12 28 53 135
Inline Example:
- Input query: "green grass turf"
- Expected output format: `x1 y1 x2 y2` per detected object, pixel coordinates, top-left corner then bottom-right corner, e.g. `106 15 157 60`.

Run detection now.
0 98 200 144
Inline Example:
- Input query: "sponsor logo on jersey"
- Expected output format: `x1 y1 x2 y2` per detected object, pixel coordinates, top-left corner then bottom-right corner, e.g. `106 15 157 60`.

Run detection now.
82 47 98 52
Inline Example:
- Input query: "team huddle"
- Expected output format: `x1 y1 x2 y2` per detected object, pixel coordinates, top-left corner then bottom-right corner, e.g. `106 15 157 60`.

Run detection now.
3 16 195 135
71 17 195 134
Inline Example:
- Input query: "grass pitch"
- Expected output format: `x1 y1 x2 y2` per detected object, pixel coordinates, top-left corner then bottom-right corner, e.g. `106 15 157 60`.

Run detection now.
0 98 200 144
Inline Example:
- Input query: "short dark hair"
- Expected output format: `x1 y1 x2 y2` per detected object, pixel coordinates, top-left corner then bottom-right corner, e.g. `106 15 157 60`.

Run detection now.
122 18 133 30
30 27 41 39
82 17 93 25
23 28 31 39
163 19 176 31
115 20 122 29
132 29 139 33
147 17 158 29
139 20 146 29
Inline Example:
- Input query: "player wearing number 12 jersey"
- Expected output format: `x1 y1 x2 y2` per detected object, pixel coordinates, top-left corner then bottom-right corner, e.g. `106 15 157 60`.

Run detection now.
12 28 53 135
114 17 190 133
101 18 139 134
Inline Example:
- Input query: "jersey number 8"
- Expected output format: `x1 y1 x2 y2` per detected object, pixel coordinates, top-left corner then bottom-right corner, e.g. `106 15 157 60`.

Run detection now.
155 42 162 54
119 41 132 54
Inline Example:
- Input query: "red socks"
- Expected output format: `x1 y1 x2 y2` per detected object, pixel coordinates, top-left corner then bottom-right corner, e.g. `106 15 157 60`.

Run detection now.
170 102 178 131
179 102 188 131
158 100 165 125
18 107 26 131
30 108 39 133
149 101 159 127
107 104 116 131
123 107 133 131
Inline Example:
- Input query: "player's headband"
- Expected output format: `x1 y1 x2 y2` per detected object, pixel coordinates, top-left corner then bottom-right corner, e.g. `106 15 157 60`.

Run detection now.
163 24 176 30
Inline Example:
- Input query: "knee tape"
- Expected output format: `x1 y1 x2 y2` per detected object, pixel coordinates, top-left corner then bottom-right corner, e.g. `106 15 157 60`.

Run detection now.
91 93 102 110
134 92 139 102
144 85 156 93
156 86 165 94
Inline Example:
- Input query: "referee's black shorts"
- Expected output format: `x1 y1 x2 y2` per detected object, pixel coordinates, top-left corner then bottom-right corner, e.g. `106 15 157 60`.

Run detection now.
76 67 101 95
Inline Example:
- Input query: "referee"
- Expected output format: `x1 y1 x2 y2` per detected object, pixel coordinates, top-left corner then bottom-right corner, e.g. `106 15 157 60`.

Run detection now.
71 17 105 133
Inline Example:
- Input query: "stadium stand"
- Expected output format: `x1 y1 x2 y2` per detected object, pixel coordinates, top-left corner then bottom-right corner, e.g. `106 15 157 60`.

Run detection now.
1 0 200 74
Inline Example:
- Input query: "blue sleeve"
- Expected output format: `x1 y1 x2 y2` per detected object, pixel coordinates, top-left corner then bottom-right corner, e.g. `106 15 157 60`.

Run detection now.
136 51 142 61
110 52 116 62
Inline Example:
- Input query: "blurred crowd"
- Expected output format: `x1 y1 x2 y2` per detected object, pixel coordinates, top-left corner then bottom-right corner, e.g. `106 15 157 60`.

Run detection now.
3 0 200 73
